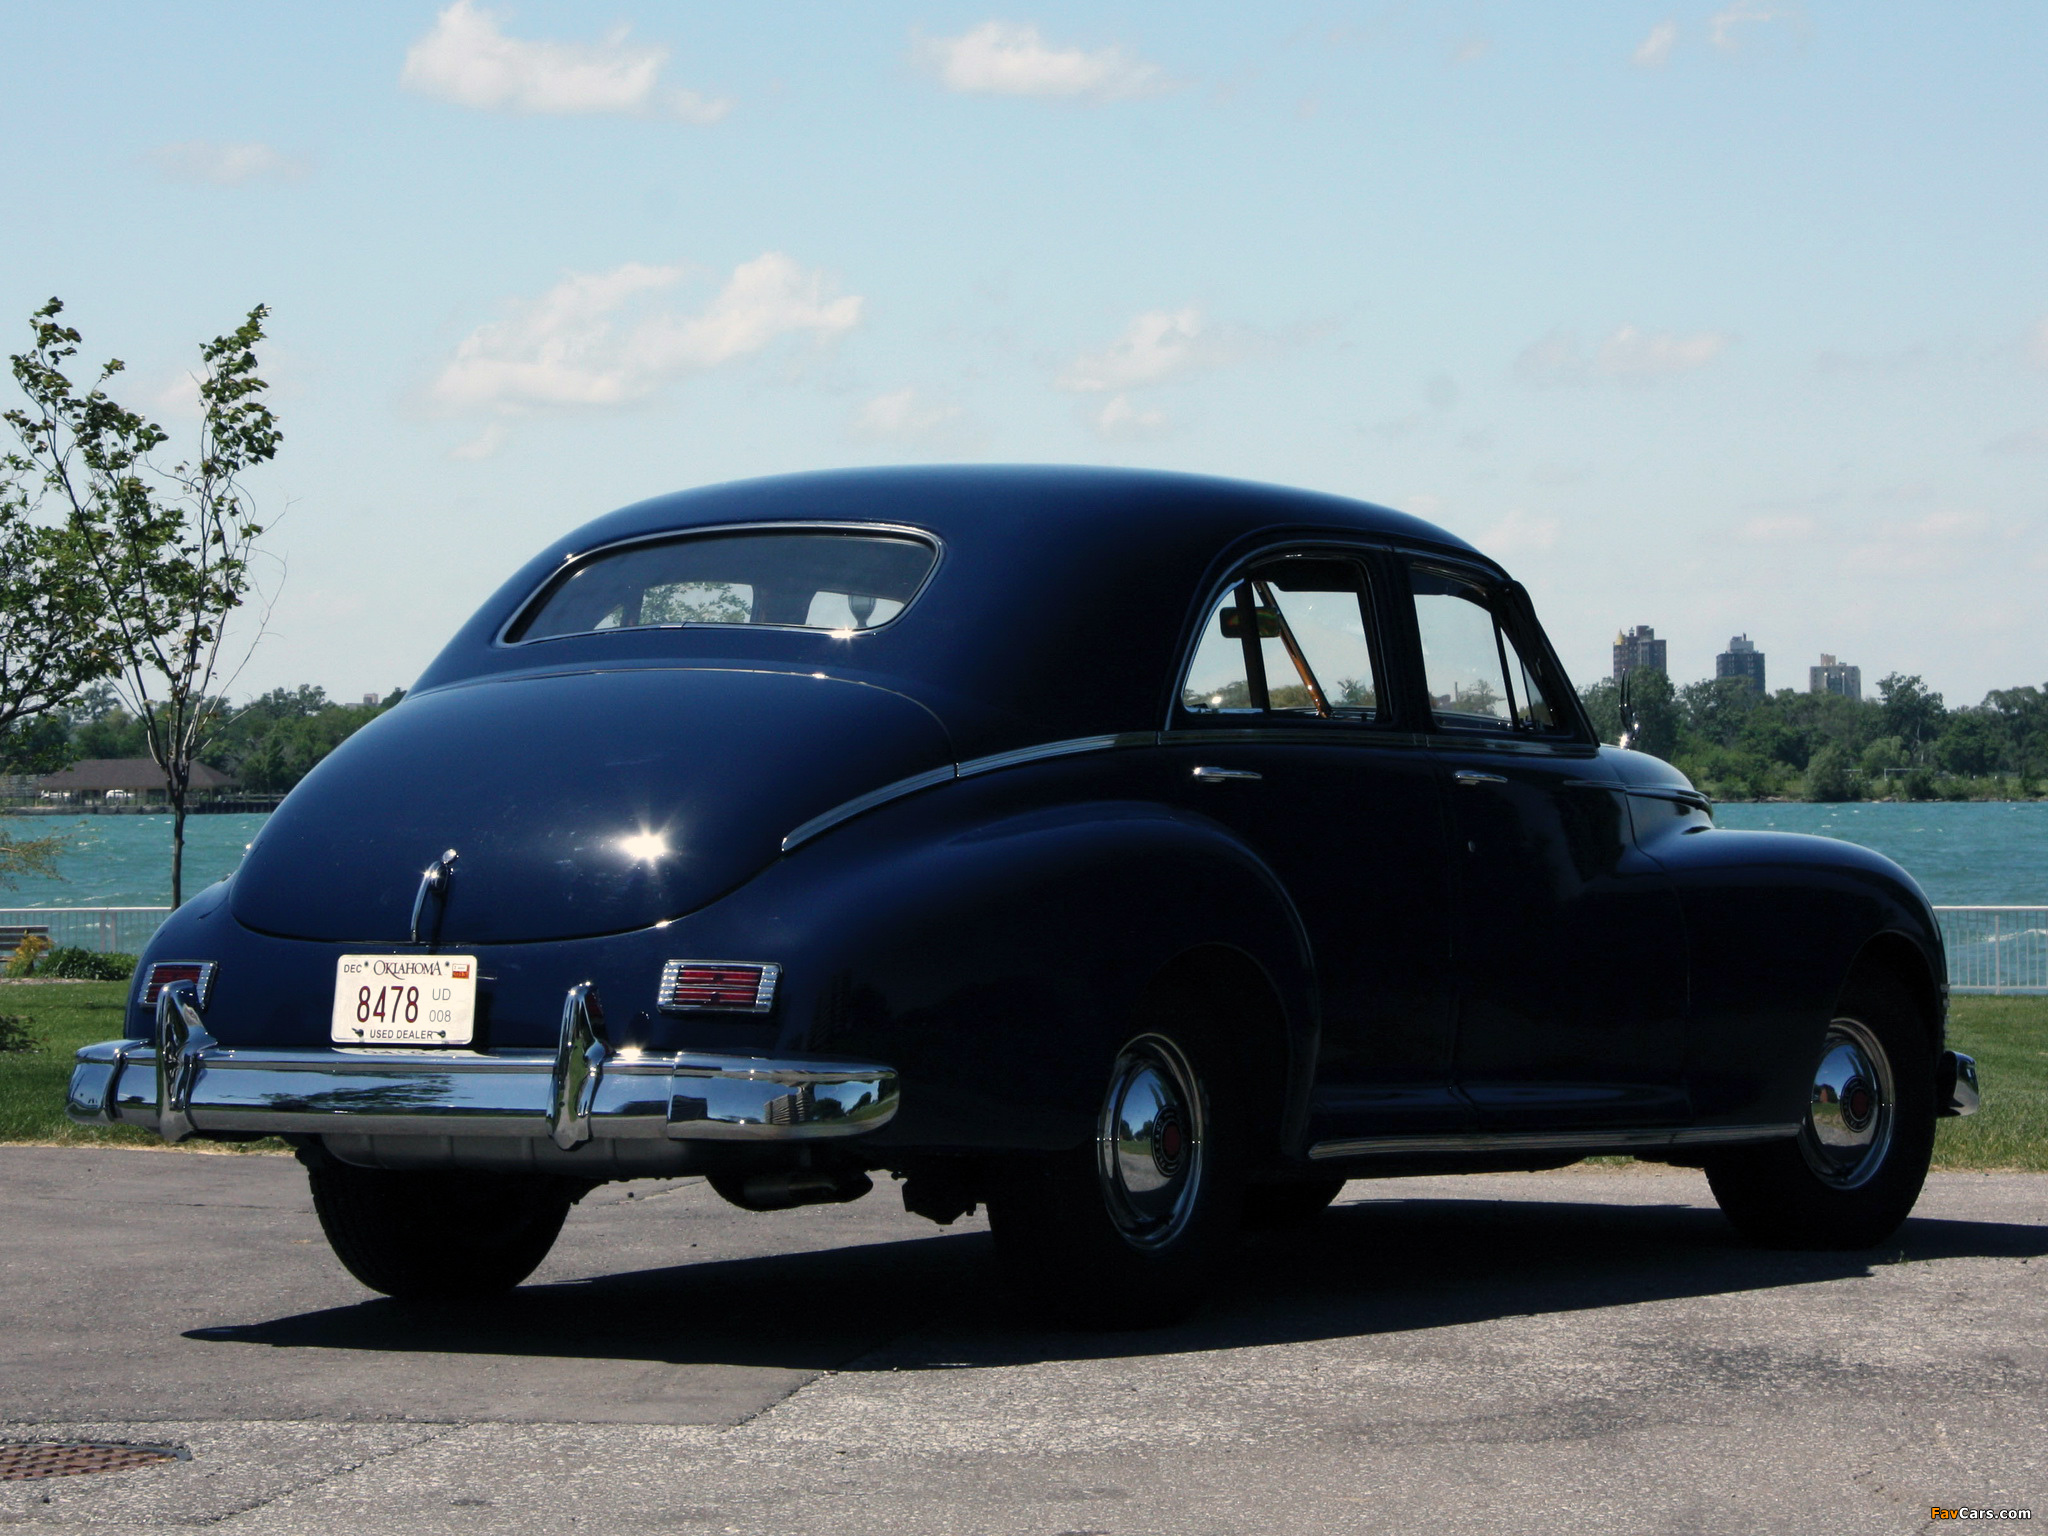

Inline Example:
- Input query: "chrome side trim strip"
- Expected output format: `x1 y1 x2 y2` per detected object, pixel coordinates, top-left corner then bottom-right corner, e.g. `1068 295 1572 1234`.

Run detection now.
67 1039 899 1145
1306 1123 1799 1161
781 733 1161 852
780 765 957 852
955 732 1158 777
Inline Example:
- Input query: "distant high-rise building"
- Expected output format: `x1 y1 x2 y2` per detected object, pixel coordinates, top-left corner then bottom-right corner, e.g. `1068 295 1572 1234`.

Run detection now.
1810 653 1862 701
1613 625 1667 681
1716 634 1766 694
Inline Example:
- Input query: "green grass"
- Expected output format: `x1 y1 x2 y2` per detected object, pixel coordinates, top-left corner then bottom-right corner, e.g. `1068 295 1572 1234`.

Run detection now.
1 984 2042 1169
0 980 283 1152
1934 996 2048 1172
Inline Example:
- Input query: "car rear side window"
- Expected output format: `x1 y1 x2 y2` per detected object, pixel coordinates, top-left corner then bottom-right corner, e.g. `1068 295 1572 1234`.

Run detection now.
1409 565 1561 734
1181 556 1380 720
507 529 937 642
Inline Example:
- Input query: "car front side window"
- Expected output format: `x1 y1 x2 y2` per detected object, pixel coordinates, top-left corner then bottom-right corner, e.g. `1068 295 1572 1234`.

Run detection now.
1409 564 1563 735
1180 556 1379 721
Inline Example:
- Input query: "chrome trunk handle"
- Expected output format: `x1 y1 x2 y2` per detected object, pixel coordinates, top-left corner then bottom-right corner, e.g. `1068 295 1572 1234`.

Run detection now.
1453 769 1507 786
1191 765 1262 783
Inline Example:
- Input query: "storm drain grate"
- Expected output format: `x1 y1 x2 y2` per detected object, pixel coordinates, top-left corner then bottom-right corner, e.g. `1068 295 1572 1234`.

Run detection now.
0 1442 186 1481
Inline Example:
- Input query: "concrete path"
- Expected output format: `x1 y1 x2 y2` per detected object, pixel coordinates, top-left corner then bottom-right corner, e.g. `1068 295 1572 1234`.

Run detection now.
1 1145 2041 1533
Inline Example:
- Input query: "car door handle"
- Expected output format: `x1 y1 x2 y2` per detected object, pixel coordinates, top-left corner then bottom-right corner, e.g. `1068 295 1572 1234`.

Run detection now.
1453 769 1507 785
1191 765 1262 784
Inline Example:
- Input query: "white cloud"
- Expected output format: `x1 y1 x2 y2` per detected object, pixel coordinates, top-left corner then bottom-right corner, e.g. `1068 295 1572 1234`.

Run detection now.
1092 394 1170 439
434 253 861 411
1479 508 1559 555
1450 35 1493 65
854 388 966 441
1515 325 1731 385
451 422 509 460
148 141 307 185
919 21 1166 101
1059 308 1207 392
1708 1 1801 54
1847 509 1991 577
402 0 729 121
1632 19 1678 67
150 372 205 419
2029 319 2048 368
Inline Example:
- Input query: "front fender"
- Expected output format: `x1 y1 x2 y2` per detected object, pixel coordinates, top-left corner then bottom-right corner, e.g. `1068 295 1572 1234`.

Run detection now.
1638 819 1944 1123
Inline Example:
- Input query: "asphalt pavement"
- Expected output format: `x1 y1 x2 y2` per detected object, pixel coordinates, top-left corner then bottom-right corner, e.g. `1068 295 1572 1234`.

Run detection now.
1 1144 2041 1534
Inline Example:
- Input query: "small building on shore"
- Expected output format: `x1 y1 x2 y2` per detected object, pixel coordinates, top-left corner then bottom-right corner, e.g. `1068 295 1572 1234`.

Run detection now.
34 759 238 805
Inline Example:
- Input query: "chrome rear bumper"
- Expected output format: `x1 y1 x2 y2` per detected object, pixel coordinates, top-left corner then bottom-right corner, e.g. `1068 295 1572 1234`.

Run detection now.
66 980 897 1151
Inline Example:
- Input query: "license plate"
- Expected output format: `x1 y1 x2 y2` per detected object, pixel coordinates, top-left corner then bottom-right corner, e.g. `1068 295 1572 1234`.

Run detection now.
331 955 478 1046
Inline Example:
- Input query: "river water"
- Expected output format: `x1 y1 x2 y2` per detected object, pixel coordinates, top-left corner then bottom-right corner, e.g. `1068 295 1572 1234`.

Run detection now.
3 801 2045 911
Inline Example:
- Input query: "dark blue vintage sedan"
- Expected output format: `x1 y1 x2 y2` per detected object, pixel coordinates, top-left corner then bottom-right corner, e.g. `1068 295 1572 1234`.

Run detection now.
69 466 1981 1324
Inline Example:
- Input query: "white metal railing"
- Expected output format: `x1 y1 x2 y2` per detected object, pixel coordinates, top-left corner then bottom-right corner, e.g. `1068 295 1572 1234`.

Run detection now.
0 907 170 956
1935 907 2048 995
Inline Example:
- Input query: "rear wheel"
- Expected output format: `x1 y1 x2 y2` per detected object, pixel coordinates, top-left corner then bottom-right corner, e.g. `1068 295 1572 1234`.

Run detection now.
308 1163 580 1300
1704 975 1935 1250
988 1024 1244 1328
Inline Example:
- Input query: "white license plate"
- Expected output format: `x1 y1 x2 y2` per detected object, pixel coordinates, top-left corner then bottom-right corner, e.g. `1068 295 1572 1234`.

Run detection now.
331 955 478 1046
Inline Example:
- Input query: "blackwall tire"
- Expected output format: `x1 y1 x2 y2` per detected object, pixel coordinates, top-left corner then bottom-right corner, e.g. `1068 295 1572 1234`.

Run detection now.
987 1025 1244 1329
308 1164 579 1300
1703 976 1936 1250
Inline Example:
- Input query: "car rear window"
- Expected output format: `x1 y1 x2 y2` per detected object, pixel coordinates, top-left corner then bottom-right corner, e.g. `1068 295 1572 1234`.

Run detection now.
506 529 938 642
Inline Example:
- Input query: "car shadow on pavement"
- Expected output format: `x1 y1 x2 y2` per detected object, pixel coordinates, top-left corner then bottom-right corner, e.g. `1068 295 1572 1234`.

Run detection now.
183 1191 2048 1373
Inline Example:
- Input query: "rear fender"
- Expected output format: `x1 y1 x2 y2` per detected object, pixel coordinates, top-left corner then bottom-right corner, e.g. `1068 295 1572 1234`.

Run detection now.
708 793 1317 1155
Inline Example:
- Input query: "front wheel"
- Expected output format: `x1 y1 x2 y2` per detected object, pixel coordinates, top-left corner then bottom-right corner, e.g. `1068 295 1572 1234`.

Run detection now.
987 1028 1243 1328
1704 976 1935 1250
308 1163 582 1299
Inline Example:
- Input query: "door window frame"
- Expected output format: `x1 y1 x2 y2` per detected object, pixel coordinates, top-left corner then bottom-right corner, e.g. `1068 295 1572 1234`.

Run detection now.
1167 544 1399 732
1396 555 1594 747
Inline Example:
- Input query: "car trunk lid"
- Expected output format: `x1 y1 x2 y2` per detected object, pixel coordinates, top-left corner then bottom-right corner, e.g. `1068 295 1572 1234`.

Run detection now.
230 667 951 944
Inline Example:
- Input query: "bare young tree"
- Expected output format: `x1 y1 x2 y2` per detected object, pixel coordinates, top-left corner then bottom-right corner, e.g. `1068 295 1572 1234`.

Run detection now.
4 298 281 907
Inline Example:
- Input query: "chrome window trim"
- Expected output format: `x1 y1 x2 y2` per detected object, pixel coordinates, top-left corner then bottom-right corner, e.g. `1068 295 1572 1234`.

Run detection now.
1307 1123 1798 1161
495 520 944 647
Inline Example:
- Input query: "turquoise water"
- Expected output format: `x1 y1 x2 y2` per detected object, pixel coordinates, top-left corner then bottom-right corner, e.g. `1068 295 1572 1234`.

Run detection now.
1710 802 2048 906
0 815 270 909
3 801 2045 910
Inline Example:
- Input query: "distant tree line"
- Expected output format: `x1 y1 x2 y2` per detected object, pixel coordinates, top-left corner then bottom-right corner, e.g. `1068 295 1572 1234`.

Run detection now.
2 681 401 796
1582 670 2048 801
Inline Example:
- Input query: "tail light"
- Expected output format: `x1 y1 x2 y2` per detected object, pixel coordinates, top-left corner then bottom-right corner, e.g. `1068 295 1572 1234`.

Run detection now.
657 960 779 1014
139 961 217 1009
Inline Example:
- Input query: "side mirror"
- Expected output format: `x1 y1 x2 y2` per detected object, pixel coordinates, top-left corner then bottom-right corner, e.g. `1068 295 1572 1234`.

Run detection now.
1219 607 1282 640
1617 669 1640 751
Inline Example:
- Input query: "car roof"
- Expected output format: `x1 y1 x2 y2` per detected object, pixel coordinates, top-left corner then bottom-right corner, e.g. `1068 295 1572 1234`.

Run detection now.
415 465 1494 757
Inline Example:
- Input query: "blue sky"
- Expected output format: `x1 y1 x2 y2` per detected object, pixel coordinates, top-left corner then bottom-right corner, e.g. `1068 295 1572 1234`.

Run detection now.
3 2 2044 707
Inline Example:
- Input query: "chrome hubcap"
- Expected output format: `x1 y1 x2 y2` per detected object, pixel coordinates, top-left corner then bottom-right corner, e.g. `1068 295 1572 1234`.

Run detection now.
1097 1034 1206 1249
1801 1017 1895 1189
